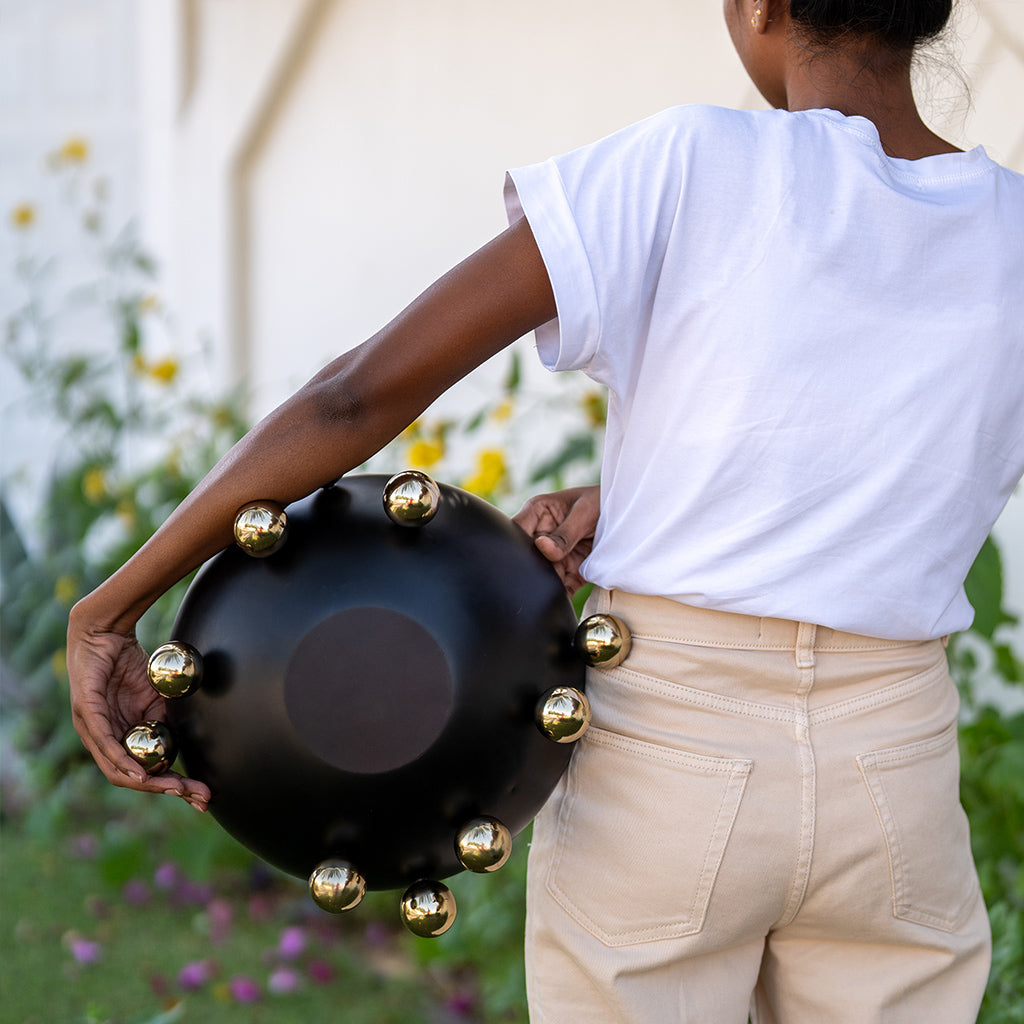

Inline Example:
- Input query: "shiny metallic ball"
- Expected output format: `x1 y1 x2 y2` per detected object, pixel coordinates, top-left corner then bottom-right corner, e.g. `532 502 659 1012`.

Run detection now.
147 641 203 698
382 470 441 526
400 880 457 938
123 720 178 774
233 501 288 557
536 686 592 743
574 613 632 669
308 859 367 913
455 816 512 873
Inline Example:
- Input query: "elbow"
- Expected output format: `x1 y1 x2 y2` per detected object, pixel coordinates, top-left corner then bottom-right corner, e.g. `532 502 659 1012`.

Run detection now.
307 374 367 430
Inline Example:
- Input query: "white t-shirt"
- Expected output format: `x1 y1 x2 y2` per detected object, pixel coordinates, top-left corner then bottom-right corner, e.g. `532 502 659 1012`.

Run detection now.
504 105 1024 640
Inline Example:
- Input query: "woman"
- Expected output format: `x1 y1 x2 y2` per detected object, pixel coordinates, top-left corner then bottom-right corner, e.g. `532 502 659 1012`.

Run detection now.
69 1 1023 1020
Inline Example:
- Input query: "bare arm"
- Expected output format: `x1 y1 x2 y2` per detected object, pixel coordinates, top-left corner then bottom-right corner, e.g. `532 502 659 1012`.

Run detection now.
68 218 556 805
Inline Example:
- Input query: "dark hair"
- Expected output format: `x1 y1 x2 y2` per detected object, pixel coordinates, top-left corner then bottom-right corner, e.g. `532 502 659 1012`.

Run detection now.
789 0 953 50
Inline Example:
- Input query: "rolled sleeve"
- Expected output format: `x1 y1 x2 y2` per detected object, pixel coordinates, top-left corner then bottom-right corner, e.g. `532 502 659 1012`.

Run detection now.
504 164 601 372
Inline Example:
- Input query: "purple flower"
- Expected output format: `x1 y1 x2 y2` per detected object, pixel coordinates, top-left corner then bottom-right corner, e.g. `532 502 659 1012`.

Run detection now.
306 958 335 985
363 920 390 947
69 834 99 859
277 925 307 960
122 878 150 905
443 991 476 1018
229 975 262 1003
69 937 102 965
267 966 301 995
206 898 234 946
174 879 213 906
248 894 273 922
154 861 180 891
178 960 212 991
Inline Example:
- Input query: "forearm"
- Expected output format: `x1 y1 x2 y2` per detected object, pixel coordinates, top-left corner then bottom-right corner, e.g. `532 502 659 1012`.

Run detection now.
71 218 556 634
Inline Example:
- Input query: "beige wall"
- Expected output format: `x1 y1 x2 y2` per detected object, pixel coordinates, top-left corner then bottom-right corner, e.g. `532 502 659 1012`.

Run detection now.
139 0 1023 659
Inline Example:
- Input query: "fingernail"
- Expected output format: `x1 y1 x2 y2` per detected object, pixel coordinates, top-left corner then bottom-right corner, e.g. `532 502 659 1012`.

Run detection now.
188 799 207 812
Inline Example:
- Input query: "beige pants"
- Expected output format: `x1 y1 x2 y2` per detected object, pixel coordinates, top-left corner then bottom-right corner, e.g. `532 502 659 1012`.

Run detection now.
525 589 991 1023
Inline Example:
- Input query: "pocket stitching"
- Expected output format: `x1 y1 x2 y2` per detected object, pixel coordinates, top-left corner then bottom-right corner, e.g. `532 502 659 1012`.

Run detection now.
856 722 972 932
546 726 752 946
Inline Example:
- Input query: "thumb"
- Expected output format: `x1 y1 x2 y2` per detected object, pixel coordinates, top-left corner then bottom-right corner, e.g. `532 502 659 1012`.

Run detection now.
537 498 596 558
535 533 567 560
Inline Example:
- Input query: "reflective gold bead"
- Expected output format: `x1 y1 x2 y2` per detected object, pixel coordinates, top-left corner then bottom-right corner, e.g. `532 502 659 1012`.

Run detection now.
455 816 512 873
233 501 287 556
574 613 632 669
123 720 177 774
147 641 203 698
308 859 366 913
382 470 441 526
400 880 457 937
536 686 591 743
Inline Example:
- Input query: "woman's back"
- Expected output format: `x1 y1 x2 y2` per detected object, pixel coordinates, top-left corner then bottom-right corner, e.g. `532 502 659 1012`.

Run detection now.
506 103 1024 638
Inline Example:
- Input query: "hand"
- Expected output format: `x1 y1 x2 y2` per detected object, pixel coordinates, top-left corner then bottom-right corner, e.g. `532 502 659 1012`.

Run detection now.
67 602 210 810
513 485 600 596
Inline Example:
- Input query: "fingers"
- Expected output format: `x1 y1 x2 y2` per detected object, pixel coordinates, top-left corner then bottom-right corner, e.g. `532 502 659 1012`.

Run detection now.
538 496 597 559
514 487 599 553
74 702 212 810
512 494 564 539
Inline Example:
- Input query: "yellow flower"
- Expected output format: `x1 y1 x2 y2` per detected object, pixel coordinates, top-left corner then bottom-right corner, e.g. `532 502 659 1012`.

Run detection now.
400 419 423 440
462 449 507 497
82 466 108 503
51 647 68 683
11 203 36 230
581 390 607 428
407 439 444 469
116 497 136 528
148 357 179 385
138 293 160 315
54 575 79 607
490 397 514 423
59 136 90 163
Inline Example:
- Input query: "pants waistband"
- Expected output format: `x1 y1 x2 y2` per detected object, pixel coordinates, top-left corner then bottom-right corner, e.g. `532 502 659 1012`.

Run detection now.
590 589 932 653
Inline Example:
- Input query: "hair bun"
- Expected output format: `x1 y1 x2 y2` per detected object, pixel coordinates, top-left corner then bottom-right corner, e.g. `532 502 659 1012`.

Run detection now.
789 0 953 49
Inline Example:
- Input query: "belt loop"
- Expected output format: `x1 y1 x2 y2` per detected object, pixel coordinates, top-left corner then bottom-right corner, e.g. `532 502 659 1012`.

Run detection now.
795 622 817 669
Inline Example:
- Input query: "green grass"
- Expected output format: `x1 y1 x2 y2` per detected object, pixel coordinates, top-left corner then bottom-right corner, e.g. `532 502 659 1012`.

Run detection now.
0 791 529 1024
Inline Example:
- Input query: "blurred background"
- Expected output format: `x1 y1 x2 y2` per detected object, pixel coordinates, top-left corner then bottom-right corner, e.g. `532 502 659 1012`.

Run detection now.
2 2 1022 1022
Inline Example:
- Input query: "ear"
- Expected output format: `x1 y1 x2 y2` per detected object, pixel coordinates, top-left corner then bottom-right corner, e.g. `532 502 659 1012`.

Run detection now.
754 0 788 34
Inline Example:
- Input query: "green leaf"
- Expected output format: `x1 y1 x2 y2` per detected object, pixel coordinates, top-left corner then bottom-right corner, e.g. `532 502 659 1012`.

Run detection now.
504 350 521 394
121 313 141 355
529 433 595 484
965 536 1017 638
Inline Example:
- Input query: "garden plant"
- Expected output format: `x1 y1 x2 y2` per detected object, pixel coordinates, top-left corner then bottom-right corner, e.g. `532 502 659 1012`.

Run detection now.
1 141 1021 1024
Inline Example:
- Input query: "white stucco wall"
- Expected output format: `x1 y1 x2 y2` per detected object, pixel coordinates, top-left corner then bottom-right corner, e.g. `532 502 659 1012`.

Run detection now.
2 0 1021 660
137 0 1024 653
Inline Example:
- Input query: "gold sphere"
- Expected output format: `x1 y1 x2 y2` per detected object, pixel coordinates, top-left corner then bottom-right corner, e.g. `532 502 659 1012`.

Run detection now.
233 501 288 557
536 686 592 743
123 720 177 774
147 641 203 698
574 613 632 669
308 859 367 913
400 880 457 938
455 816 512 873
382 470 441 526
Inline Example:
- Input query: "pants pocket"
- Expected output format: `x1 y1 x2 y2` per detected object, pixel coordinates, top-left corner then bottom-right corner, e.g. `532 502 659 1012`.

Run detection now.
545 725 752 947
857 722 978 932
